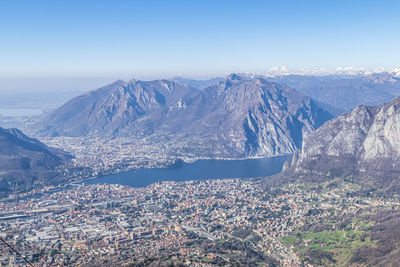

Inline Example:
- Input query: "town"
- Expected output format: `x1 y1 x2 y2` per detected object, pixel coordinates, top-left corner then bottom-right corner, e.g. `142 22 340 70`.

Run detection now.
40 136 202 174
1 177 396 266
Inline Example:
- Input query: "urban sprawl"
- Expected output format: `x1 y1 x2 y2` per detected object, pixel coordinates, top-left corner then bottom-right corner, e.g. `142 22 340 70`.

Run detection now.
1 177 396 266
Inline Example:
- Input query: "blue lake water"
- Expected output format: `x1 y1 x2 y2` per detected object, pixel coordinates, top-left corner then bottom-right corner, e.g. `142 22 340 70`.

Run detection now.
85 155 290 188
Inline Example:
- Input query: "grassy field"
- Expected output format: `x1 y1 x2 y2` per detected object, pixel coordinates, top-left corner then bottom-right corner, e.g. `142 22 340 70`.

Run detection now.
281 217 376 266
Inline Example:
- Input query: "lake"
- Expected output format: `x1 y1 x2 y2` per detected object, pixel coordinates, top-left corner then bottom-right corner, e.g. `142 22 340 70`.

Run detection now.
85 155 290 188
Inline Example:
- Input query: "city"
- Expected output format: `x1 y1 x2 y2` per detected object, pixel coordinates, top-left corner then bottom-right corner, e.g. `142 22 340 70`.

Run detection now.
1 177 396 266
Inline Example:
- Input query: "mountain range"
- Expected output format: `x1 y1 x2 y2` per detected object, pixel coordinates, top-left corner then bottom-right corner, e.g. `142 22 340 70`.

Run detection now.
260 66 400 77
170 71 400 112
266 72 400 111
0 127 70 196
37 74 334 158
6 70 400 195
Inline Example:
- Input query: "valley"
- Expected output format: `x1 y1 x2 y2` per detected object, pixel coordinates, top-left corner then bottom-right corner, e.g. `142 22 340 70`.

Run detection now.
2 71 400 266
2 1 400 266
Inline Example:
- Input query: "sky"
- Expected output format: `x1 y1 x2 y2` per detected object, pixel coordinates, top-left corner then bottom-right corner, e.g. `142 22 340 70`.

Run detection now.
0 0 399 91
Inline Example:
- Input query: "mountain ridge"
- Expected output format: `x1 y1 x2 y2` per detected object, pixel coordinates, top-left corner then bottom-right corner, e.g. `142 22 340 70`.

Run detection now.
266 72 400 111
0 126 71 196
40 79 198 137
37 75 334 158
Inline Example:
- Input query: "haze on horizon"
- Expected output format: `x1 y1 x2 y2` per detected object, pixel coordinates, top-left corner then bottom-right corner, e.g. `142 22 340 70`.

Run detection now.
0 0 399 92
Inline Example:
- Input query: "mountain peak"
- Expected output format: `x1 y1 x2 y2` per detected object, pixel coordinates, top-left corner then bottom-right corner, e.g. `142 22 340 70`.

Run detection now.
226 73 242 82
39 79 198 137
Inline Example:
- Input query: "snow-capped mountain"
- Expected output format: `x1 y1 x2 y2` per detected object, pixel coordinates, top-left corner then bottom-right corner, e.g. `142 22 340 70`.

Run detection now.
260 66 400 77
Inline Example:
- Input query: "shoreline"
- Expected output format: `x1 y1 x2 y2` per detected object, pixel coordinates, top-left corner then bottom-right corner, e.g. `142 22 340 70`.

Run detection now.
2 154 291 201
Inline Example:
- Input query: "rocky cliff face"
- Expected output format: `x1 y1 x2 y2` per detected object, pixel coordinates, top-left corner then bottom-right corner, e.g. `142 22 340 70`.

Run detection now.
285 96 400 191
38 75 334 158
167 74 333 157
0 127 70 196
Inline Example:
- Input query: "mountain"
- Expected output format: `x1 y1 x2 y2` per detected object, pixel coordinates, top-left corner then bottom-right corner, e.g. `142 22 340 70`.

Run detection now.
163 74 334 157
0 127 70 196
266 72 400 111
281 96 400 193
171 76 224 89
40 79 198 137
38 75 334 158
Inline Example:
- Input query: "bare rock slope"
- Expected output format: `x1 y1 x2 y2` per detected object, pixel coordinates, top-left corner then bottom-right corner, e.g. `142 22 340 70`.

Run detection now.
282 96 400 192
38 75 334 158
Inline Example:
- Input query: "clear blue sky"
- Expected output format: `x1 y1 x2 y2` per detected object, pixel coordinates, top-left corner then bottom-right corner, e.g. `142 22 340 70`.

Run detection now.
0 0 399 82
